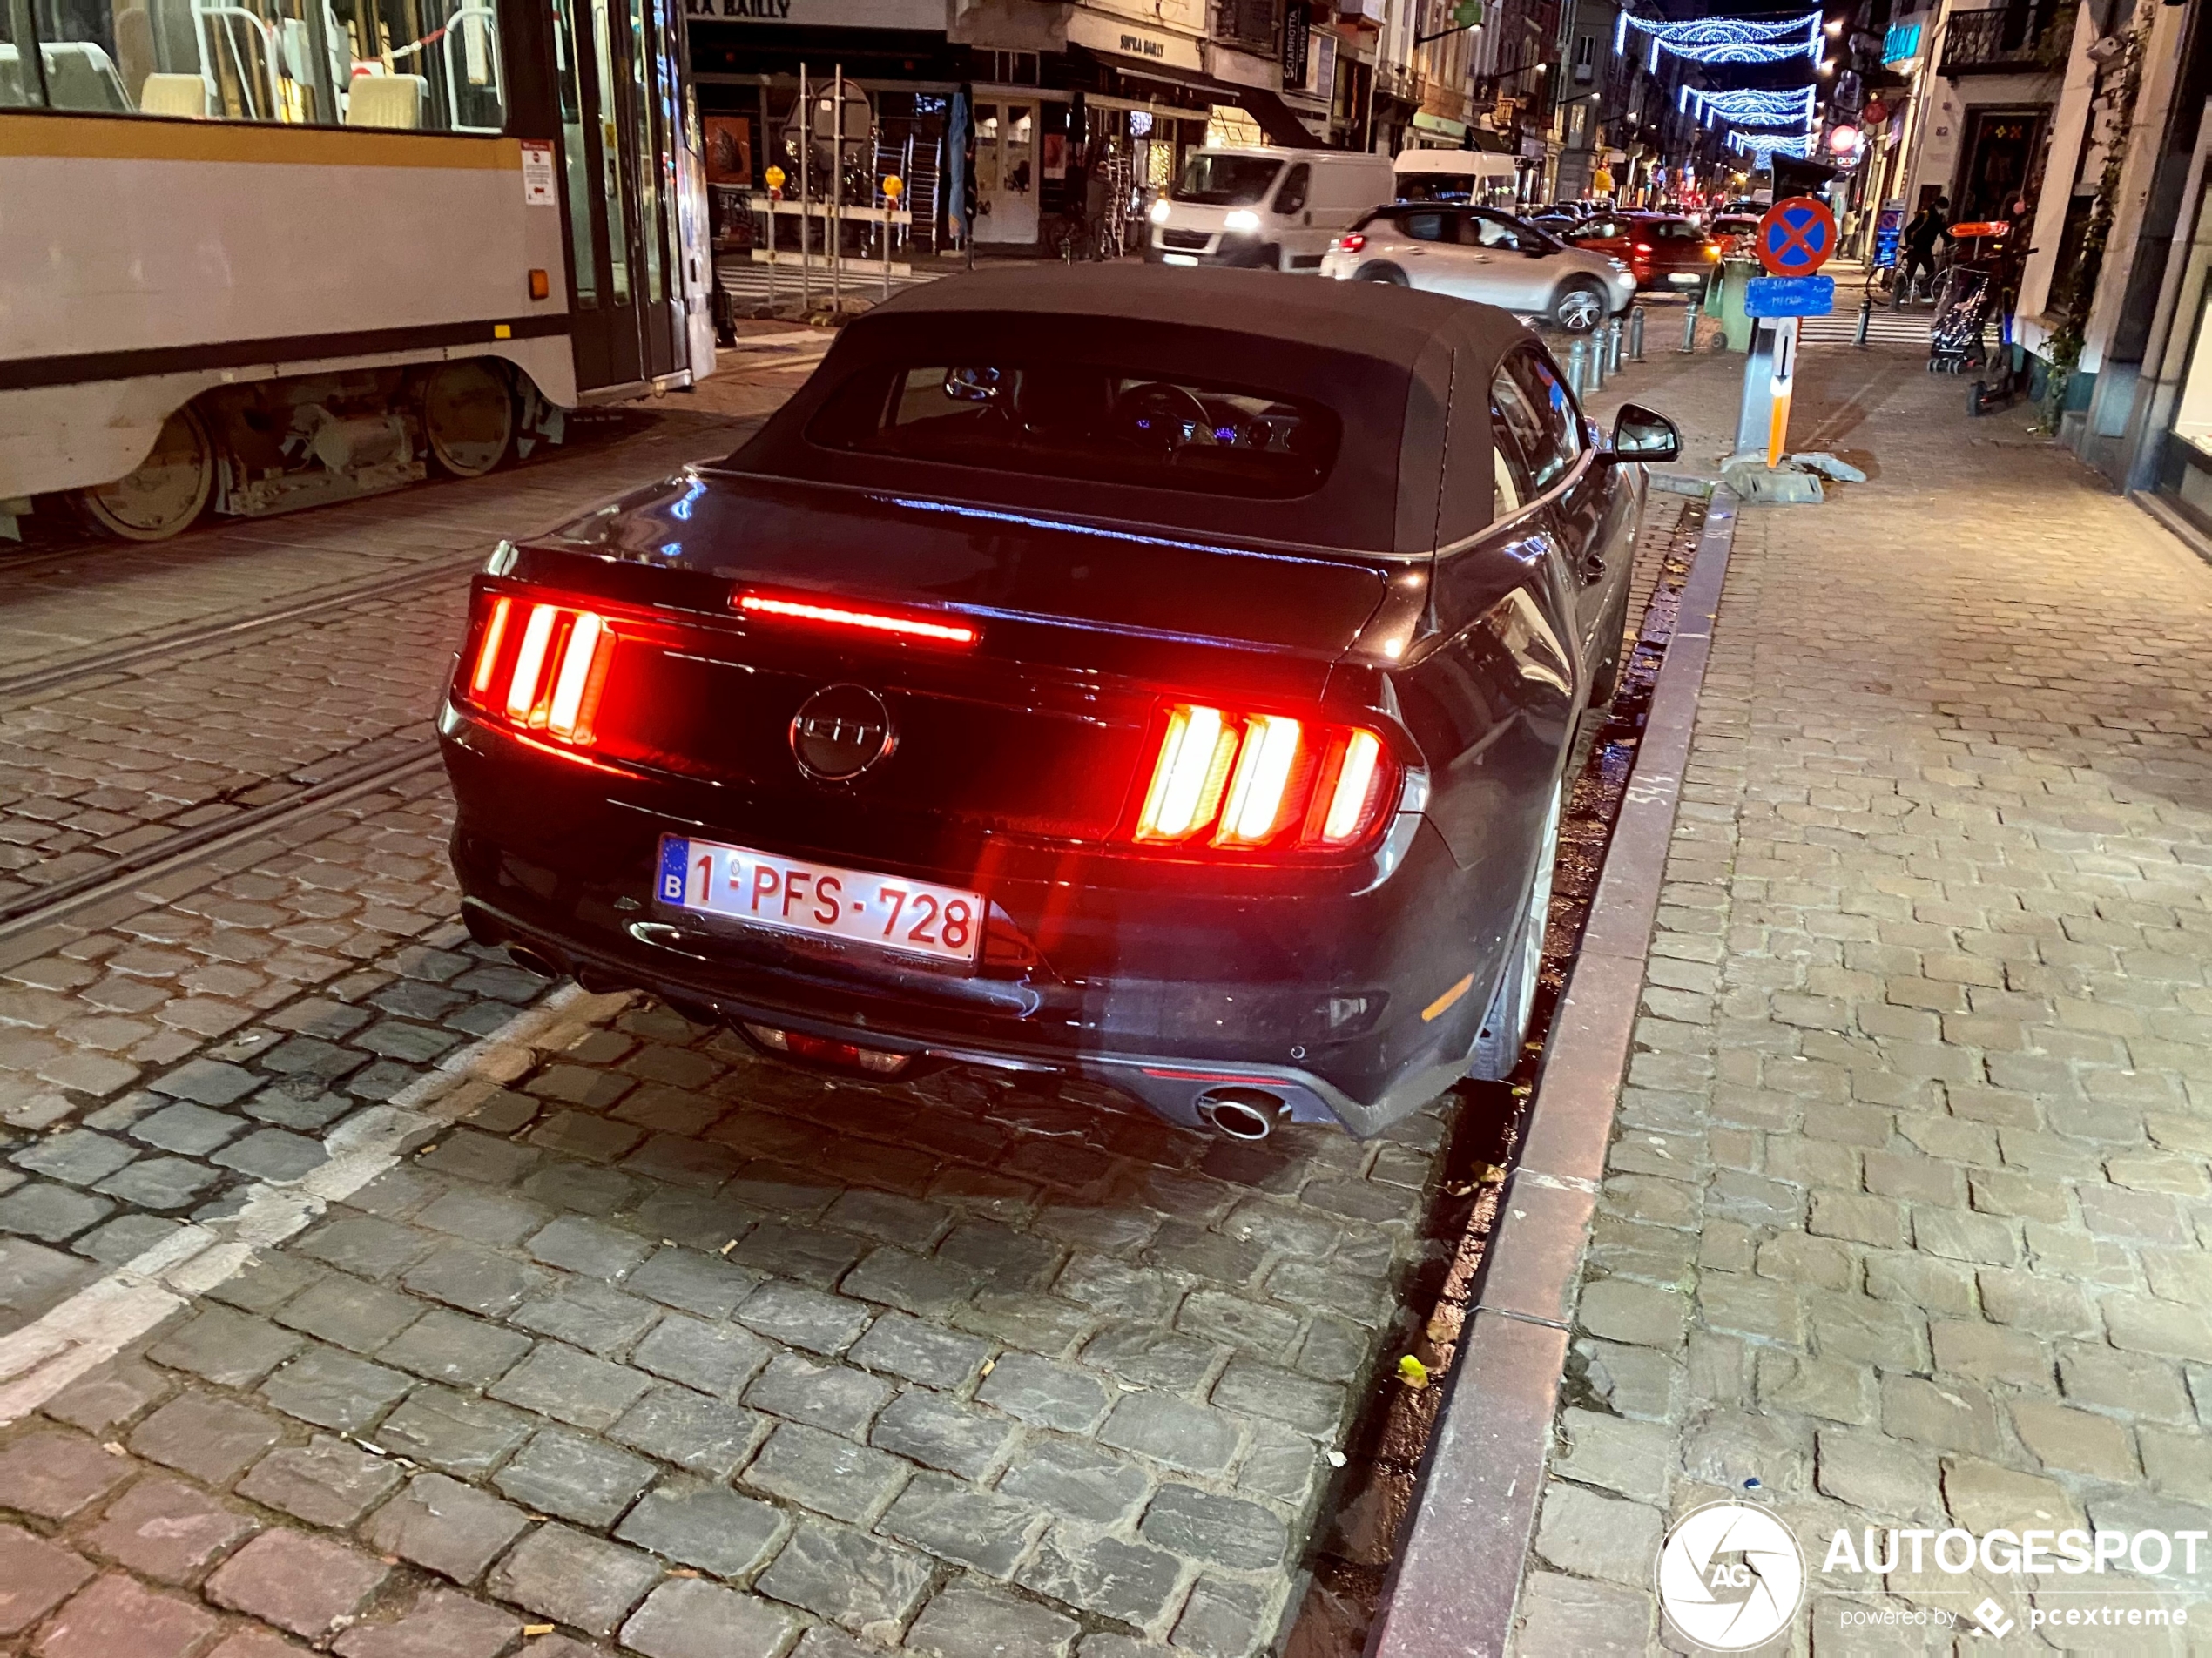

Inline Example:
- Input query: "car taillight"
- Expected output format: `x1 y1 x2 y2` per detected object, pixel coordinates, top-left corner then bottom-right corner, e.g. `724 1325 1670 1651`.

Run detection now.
1130 703 1398 854
1634 242 1654 254
743 1023 911 1075
736 588 978 649
461 593 617 745
1338 232 1366 253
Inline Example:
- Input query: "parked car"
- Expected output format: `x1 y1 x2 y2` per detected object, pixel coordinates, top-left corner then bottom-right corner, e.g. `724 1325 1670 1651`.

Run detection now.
1145 146 1395 273
1320 203 1635 333
1711 212 1762 258
439 266 1680 1140
1566 212 1719 292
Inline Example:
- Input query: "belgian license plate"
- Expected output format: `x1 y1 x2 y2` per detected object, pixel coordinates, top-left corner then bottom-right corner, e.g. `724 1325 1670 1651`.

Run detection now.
656 835 983 967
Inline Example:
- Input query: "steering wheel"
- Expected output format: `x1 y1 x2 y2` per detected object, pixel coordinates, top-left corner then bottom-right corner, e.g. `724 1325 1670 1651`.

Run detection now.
1115 382 1213 456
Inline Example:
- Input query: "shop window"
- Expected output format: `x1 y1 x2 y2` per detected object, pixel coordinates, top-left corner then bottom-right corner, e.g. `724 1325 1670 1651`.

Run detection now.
10 0 502 127
2155 192 2212 533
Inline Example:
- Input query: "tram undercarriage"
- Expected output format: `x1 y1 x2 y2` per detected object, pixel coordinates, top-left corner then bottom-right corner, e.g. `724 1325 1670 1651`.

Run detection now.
67 360 570 541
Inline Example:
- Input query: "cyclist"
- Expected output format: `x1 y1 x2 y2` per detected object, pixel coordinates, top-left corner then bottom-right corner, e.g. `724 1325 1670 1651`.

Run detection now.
1898 196 1951 307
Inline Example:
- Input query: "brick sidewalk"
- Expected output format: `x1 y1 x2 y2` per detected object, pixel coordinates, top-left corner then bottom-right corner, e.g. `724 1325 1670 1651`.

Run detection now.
1515 346 2212 1648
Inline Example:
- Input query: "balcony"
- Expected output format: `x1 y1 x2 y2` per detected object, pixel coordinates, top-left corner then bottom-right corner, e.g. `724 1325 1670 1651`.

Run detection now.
1938 5 2060 76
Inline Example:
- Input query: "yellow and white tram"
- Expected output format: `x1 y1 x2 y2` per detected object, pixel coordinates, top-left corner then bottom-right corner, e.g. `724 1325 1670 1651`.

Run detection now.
0 0 715 540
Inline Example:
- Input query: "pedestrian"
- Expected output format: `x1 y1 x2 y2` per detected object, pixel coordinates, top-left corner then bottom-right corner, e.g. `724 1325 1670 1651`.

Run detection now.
1898 195 1949 305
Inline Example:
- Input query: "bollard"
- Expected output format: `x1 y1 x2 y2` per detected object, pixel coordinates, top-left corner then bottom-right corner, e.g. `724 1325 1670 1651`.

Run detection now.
1588 329 1606 390
1629 304 1646 362
1608 320 1625 375
1567 338 1589 397
1855 293 1872 347
1679 302 1698 354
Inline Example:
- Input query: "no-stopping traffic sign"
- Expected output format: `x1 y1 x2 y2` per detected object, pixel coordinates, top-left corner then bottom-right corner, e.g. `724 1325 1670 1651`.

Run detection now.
1756 196 1837 278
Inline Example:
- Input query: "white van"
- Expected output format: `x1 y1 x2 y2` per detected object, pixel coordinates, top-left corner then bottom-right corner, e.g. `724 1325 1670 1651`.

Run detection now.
1393 147 1521 208
1144 147 1396 273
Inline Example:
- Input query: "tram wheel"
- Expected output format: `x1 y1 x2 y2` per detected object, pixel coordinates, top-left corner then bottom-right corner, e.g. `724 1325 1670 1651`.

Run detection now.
422 360 516 479
76 405 216 542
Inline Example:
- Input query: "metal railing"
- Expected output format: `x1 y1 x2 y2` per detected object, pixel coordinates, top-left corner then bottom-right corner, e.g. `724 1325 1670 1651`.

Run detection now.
1938 7 2054 75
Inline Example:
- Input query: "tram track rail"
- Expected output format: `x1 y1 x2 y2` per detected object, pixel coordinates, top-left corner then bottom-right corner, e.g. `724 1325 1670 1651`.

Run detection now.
0 552 485 706
0 738 444 954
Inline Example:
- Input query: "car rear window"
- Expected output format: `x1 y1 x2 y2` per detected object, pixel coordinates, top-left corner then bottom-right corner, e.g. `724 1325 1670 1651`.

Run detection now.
806 361 1342 500
1641 219 1707 241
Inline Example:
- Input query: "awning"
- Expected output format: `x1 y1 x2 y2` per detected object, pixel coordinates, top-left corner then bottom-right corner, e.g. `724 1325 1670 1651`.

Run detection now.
1096 51 1324 145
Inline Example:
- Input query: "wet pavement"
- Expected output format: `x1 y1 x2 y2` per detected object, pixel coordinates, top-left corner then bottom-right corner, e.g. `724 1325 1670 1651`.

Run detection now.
0 323 1688 1658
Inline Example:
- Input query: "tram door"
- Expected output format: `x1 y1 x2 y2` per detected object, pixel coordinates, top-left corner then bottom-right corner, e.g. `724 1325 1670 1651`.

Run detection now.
556 0 688 392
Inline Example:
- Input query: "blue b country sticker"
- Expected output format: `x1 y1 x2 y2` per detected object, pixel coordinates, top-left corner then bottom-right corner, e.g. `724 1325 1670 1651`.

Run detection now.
657 836 690 904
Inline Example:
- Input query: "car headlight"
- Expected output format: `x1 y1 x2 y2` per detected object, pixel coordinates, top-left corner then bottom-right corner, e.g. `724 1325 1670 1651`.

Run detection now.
1149 199 1170 226
1224 209 1261 233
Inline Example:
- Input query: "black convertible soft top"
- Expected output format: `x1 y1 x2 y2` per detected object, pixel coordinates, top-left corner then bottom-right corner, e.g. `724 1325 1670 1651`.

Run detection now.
725 266 1527 556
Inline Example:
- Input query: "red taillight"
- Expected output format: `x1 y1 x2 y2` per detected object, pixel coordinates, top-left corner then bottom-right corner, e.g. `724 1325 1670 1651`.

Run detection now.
1634 242 1654 254
743 1022 911 1075
462 594 617 745
1338 232 1366 253
737 589 978 649
1130 703 1397 854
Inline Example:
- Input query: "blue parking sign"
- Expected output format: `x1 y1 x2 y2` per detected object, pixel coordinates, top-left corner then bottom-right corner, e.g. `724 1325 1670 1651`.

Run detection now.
1745 275 1836 318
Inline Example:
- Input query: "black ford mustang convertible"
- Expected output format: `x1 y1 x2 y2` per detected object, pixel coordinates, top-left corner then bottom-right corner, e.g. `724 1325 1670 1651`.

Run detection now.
440 266 1679 1140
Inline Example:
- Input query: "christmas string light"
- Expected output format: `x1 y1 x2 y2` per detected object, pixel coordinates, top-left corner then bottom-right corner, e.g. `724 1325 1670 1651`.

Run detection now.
1696 86 1817 126
1619 10 1824 65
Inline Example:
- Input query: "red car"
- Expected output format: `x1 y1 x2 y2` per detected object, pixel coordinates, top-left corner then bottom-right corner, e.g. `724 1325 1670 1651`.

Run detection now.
1570 212 1719 293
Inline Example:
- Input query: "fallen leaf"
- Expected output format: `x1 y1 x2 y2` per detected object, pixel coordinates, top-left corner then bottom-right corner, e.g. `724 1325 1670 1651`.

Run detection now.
979 1358 995 1376
1397 1355 1430 1390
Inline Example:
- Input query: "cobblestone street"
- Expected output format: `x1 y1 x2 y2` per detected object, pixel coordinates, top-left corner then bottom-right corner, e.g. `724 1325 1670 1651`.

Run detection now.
0 348 1456 1658
3 309 2209 1658
1518 341 2212 1650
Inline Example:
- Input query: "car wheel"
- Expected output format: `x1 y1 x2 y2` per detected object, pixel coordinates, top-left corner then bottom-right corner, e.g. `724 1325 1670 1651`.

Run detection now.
1554 281 1606 334
1468 778 1562 1082
1355 263 1409 285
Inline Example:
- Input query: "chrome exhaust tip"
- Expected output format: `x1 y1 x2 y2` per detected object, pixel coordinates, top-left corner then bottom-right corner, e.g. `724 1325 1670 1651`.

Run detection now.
1197 1087 1283 1141
504 944 565 981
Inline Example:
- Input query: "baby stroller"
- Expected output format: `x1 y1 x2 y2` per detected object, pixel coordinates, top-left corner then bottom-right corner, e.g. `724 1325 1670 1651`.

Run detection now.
1926 221 2008 375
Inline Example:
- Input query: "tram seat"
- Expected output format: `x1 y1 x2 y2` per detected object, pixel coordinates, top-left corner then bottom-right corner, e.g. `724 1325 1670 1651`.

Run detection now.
140 73 211 117
346 72 426 129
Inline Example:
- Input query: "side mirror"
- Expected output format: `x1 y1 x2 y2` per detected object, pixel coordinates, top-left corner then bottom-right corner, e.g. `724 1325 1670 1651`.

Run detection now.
1607 403 1680 463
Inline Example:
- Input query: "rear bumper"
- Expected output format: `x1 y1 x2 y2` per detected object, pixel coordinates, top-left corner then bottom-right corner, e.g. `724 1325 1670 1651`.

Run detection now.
442 713 1510 1138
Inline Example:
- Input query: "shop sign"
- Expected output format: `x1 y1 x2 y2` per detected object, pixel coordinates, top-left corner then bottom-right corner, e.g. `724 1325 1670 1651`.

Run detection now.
680 0 939 22
1066 6 1205 69
1412 110 1467 137
1282 1 1309 88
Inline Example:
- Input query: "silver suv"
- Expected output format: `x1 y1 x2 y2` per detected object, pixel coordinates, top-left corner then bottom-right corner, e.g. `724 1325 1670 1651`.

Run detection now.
1320 205 1635 333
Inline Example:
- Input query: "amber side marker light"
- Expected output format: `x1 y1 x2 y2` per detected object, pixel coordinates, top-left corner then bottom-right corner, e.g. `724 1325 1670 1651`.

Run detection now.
529 267 551 300
736 590 980 649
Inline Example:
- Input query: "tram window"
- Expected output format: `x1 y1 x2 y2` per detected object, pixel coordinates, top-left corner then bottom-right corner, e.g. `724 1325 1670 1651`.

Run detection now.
3 0 44 105
12 0 503 128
